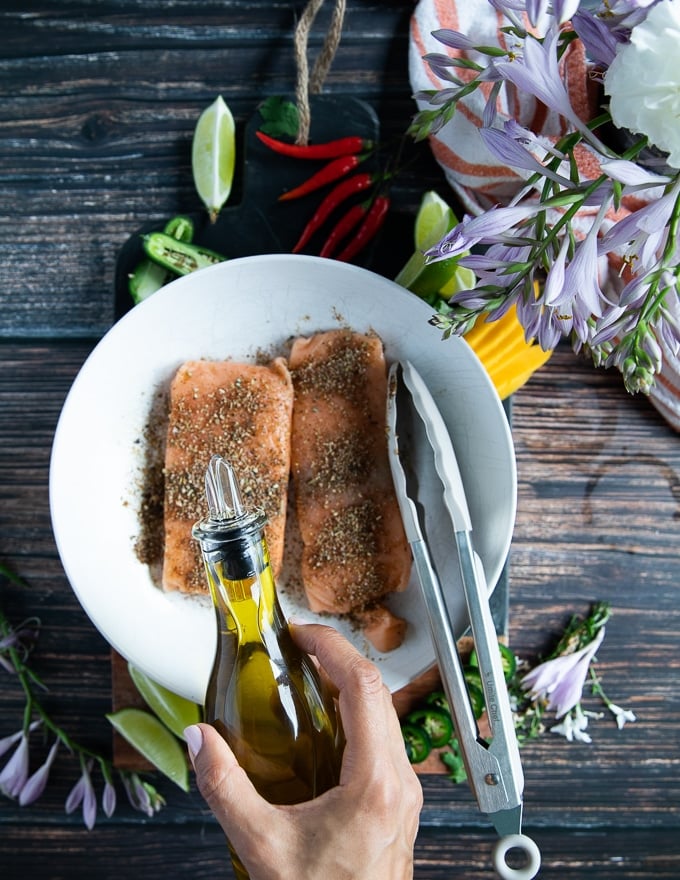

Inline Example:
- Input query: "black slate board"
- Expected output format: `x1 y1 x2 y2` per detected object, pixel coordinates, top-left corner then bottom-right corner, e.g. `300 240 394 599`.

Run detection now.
114 94 381 318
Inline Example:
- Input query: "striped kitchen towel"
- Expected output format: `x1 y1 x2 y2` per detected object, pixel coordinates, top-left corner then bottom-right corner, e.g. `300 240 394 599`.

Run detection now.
409 0 680 432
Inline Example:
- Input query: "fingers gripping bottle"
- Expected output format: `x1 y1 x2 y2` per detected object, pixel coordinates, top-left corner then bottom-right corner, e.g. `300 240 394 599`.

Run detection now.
192 455 342 880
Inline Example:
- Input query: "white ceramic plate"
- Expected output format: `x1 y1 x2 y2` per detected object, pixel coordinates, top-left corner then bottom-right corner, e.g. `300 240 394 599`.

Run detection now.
50 255 516 704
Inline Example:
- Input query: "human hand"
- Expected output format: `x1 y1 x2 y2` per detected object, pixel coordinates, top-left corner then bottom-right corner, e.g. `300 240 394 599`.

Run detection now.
184 622 423 880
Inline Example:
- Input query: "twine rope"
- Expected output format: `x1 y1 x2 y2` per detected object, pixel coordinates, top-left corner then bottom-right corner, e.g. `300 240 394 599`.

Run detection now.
294 0 346 144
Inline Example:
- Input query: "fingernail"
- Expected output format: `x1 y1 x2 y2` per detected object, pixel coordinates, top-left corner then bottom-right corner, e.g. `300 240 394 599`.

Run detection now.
184 724 203 764
288 614 310 626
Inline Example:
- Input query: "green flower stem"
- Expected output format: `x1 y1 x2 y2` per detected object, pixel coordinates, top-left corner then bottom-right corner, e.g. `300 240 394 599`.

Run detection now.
1 607 104 763
1 581 165 814
551 601 611 658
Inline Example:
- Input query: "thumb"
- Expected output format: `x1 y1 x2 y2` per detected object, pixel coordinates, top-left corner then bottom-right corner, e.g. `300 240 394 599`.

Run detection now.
184 723 271 836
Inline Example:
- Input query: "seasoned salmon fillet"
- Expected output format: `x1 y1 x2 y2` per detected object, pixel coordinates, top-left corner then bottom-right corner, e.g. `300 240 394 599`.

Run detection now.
289 329 411 651
162 358 293 593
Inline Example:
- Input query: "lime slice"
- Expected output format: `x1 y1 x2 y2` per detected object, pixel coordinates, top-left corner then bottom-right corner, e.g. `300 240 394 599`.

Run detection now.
106 708 190 792
414 190 456 251
128 663 201 741
192 95 236 221
394 191 470 297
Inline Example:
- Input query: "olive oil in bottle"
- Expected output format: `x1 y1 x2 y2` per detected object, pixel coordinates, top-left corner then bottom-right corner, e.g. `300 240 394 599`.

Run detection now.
192 455 342 880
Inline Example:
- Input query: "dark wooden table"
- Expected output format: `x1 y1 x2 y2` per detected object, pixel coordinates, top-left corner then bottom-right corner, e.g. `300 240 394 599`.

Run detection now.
1 3 679 878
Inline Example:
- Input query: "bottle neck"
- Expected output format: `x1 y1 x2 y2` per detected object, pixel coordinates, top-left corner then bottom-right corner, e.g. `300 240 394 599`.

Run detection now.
201 532 284 649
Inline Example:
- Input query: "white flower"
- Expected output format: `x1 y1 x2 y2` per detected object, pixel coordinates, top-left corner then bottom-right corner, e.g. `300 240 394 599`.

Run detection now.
608 702 638 730
604 0 680 168
550 705 593 743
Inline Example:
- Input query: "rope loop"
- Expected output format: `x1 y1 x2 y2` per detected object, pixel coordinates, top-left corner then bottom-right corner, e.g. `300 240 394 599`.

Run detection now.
294 0 346 144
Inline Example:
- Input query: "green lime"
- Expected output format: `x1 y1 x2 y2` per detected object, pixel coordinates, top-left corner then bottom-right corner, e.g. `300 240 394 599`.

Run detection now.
106 708 190 791
192 95 236 221
414 190 456 251
394 190 472 297
438 262 477 297
128 663 201 741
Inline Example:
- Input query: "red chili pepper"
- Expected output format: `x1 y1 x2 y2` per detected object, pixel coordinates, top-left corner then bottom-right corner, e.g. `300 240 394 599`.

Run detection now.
334 195 390 263
256 130 371 159
292 173 375 254
278 154 365 202
319 202 368 258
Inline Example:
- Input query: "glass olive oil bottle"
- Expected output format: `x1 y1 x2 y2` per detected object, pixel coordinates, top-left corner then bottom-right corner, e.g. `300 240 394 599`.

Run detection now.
193 455 341 880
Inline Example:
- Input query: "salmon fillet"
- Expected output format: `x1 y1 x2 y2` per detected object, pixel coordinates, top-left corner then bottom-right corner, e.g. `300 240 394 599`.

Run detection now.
162 358 293 593
289 329 411 651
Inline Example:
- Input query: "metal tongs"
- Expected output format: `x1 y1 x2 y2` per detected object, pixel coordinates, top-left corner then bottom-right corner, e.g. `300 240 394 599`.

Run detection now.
387 361 540 880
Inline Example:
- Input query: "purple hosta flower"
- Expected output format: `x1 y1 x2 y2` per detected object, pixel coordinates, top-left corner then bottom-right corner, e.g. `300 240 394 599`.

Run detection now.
526 0 550 27
550 705 595 743
514 285 569 349
66 758 97 830
572 10 621 67
482 81 504 128
423 53 466 84
494 28 604 149
601 184 680 272
0 616 40 671
551 204 611 343
18 740 59 806
480 125 571 186
122 772 165 818
552 0 582 24
657 286 680 355
604 0 660 34
542 234 570 307
0 720 41 761
0 732 30 798
458 242 532 287
487 0 526 29
102 779 117 818
599 158 671 189
521 625 605 718
432 28 476 52
427 204 538 259
590 303 634 349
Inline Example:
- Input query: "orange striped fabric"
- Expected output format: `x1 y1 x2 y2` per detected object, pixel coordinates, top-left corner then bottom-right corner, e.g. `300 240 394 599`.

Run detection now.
409 0 680 431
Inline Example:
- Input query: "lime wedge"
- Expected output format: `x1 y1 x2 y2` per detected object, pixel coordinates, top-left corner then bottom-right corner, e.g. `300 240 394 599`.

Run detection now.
106 708 190 791
192 95 236 221
128 663 201 741
414 190 456 251
394 191 471 297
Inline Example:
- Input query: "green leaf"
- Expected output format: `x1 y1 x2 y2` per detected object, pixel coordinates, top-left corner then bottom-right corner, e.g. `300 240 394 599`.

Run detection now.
258 96 299 139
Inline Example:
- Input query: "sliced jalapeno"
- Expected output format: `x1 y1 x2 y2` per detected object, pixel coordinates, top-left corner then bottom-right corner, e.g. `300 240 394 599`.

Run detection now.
128 216 197 304
466 681 486 719
406 708 453 748
401 723 432 763
163 214 194 243
425 690 450 714
128 258 169 304
468 642 517 682
142 232 226 275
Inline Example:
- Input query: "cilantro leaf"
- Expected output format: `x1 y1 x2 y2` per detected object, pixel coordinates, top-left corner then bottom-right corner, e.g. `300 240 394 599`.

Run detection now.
258 96 299 139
